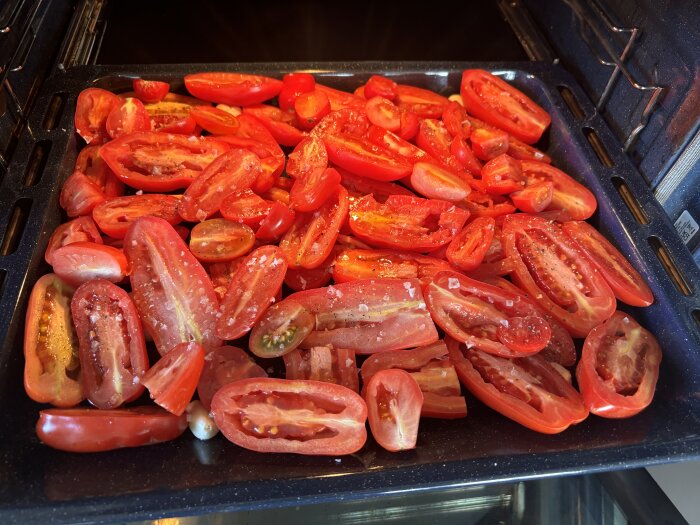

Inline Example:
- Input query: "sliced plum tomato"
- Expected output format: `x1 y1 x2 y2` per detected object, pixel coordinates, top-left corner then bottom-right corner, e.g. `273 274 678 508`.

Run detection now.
106 97 151 139
323 133 412 182
416 119 463 173
508 137 551 164
311 107 370 138
446 338 588 434
190 105 240 135
60 170 106 217
395 84 449 119
427 271 552 358
295 89 331 130
220 189 272 226
45 216 103 265
348 194 469 252
92 194 182 239
283 278 439 354
502 214 616 337
75 144 125 199
211 378 367 456
562 221 654 307
576 311 661 418
364 75 398 101
51 242 127 287
189 219 255 263
450 135 483 175
333 249 451 285
144 94 201 134
284 247 336 291
278 72 316 111
442 101 471 139
460 69 551 144
133 79 170 103
242 104 304 147
197 346 267 410
360 340 467 420
284 346 359 393
184 72 282 106
339 167 415 201
510 180 553 213
207 259 244 301
24 274 83 407
36 406 187 453
71 279 148 409
459 190 516 218
216 245 287 340
286 135 328 179
125 216 222 355
256 201 296 241
366 125 430 166
481 154 525 195
365 369 423 452
178 149 261 222
314 83 366 111
398 108 420 141
410 162 472 202
446 216 496 272
279 185 348 269
75 87 121 144
290 167 341 212
249 300 314 358
470 127 509 161
100 132 230 192
142 341 205 416
365 96 401 132
520 160 597 220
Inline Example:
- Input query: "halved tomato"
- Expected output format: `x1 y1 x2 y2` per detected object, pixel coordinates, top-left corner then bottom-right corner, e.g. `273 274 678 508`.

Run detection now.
332 248 451 285
75 87 121 144
510 181 553 213
323 133 413 182
51 242 127 287
220 189 272 226
284 246 337 292
184 72 283 106
364 75 398 101
190 105 241 135
339 168 416 201
289 167 341 212
45 216 103 265
106 97 151 139
242 104 304 146
442 101 471 139
395 84 449 119
256 202 296 241
248 300 315 358
410 162 471 203
365 96 401 132
446 216 495 272
59 170 106 217
470 128 509 161
295 89 331 130
189 219 255 263
75 145 124 199
278 72 316 111
481 154 525 195
284 345 359 392
92 194 182 239
365 125 430 166
133 79 170 103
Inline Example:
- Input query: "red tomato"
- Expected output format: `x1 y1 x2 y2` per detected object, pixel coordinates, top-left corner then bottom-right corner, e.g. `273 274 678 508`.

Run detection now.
576 311 661 418
365 369 423 451
333 249 452 285
416 119 463 173
284 345 359 393
427 271 552 358
502 214 616 337
106 97 151 139
450 135 483 175
220 189 272 226
289 167 341 212
256 202 296 241
460 69 551 144
36 407 187 453
470 128 509 161
481 154 525 195
395 84 449 119
197 346 268 410
211 378 367 456
459 190 516 218
311 107 370 138
446 216 496 271
315 83 366 111
51 242 127 287
208 259 244 301
92 194 182 239
74 88 121 144
510 181 553 213
364 75 398 101
365 96 401 131
295 90 331 130
184 72 283 106
339 167 415 202
125 217 222 355
562 221 654 307
71 279 148 408
442 101 471 139
323 133 413 182
348 194 469 252
520 160 597 220
279 186 348 269
284 247 336 291
249 300 315 358
24 274 84 407
133 79 170 103
508 137 551 163
278 72 316 111
216 245 287 340
189 219 255 263
190 105 241 135
178 149 261 222
286 135 328 179
242 104 304 146
45 216 103 265
366 125 430 166
75 144 125 199
144 94 201 134
142 341 205 416
397 108 420 140
59 170 106 217
447 337 588 433
100 132 230 192
410 162 472 202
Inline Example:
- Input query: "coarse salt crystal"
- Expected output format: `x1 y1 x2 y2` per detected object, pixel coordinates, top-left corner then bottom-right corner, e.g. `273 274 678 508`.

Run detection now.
448 277 460 290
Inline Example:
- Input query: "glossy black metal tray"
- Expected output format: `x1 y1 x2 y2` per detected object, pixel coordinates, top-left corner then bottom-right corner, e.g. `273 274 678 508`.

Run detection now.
0 62 699 524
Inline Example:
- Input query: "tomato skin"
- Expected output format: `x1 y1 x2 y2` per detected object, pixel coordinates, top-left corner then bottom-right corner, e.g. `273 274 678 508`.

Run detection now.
510 181 553 213
256 202 296 241
189 219 255 263
125 217 222 355
294 90 331 130
323 133 413 182
365 369 423 452
365 96 401 132
242 104 304 147
460 69 551 144
60 170 106 217
279 72 316 111
36 407 187 453
51 242 128 287
562 221 653 307
446 216 495 271
75 88 121 144
24 274 84 407
333 249 452 285
133 79 170 103
450 135 482 175
71 279 148 409
92 194 182 239
442 101 471 139
106 97 151 139
284 346 359 393
364 75 398 101
190 105 240 135
211 378 367 456
410 162 472 203
576 312 661 418
290 167 341 212
447 337 588 433
184 72 283 106
45 217 103 265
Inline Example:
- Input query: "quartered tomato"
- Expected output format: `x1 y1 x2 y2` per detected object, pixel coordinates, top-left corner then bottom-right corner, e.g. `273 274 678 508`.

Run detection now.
450 136 482 175
45 216 103 265
211 378 367 456
75 88 121 144
446 216 495 271
447 337 588 433
333 249 451 285
92 194 182 239
442 101 471 139
415 119 463 174
576 311 661 418
36 407 187 453
315 83 366 111
51 242 127 287
71 279 148 409
106 97 151 139
189 219 255 263
24 274 84 407
184 72 283 106
284 345 359 392
133 79 170 103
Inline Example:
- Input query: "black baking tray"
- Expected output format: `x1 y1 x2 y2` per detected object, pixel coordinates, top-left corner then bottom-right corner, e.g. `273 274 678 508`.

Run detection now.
0 62 699 524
